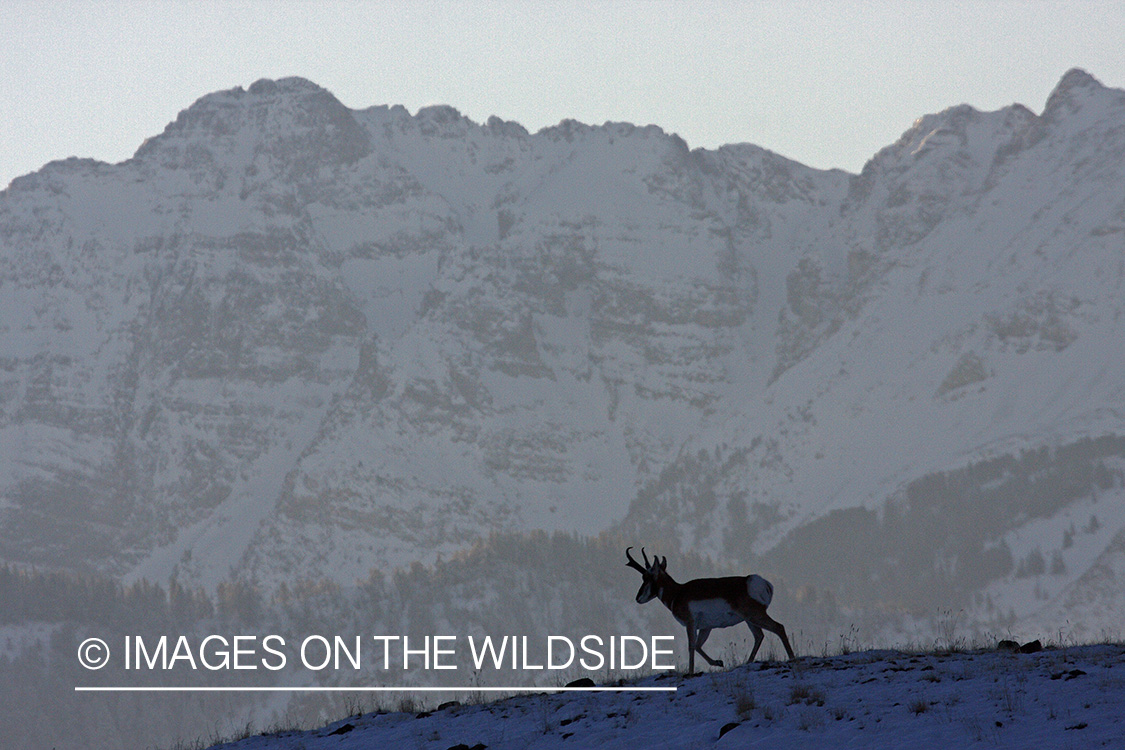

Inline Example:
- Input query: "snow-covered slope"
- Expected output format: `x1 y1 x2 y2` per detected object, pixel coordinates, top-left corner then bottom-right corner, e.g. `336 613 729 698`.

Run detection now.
1 70 1123 634
205 645 1125 750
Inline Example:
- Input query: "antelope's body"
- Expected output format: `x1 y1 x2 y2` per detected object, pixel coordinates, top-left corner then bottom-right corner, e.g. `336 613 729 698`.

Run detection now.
626 547 795 674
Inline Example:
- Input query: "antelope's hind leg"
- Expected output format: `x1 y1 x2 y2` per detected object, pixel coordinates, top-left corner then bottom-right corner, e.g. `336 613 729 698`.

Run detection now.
762 614 795 659
746 622 765 661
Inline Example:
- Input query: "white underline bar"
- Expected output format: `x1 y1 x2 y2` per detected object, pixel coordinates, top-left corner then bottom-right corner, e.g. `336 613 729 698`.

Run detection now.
75 685 677 693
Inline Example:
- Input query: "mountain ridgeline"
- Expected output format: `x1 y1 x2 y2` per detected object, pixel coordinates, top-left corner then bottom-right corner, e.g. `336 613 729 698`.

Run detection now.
2 69 1125 640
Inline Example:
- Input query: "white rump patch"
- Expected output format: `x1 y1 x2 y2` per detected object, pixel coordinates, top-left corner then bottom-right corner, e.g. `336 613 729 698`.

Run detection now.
747 574 773 607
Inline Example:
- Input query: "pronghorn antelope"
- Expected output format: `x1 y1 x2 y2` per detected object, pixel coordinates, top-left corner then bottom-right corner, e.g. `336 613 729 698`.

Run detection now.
625 547 795 674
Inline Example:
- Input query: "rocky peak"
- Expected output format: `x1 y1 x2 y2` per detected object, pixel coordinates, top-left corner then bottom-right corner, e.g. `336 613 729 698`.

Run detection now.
843 98 1041 224
246 76 326 96
1041 68 1119 123
412 104 479 138
133 77 370 179
484 115 530 139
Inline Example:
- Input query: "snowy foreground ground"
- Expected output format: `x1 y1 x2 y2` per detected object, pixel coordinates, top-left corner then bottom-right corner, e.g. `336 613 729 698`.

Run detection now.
208 644 1124 749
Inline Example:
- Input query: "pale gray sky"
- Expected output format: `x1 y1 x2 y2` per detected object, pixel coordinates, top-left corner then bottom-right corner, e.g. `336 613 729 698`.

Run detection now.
2 1 1123 189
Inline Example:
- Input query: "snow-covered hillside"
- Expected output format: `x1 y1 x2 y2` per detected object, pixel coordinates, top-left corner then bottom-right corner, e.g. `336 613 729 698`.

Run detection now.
205 645 1125 750
1 69 1124 637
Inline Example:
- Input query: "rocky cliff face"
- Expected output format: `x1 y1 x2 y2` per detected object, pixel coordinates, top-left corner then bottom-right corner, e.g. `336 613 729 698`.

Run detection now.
2 70 1124 633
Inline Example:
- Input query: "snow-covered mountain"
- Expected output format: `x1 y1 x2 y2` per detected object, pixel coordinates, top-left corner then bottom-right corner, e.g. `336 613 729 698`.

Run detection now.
1 69 1123 634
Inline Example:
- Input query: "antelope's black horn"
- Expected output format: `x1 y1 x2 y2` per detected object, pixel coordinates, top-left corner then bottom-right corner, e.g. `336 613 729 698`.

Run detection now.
625 546 647 572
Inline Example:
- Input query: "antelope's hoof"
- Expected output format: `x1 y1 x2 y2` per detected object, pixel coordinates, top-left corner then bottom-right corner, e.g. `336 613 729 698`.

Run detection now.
715 660 725 668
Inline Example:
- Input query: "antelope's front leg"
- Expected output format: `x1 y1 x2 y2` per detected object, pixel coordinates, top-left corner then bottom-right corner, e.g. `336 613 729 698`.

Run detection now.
694 627 724 668
685 622 697 675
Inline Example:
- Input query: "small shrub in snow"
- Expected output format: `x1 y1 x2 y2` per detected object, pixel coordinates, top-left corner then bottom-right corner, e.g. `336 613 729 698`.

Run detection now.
734 688 756 719
789 683 826 706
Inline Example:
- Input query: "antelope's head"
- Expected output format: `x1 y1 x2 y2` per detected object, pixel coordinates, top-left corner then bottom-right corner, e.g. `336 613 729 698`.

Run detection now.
625 546 667 604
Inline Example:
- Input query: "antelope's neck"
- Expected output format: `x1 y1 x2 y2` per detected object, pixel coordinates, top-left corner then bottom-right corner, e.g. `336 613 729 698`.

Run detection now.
657 574 681 609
